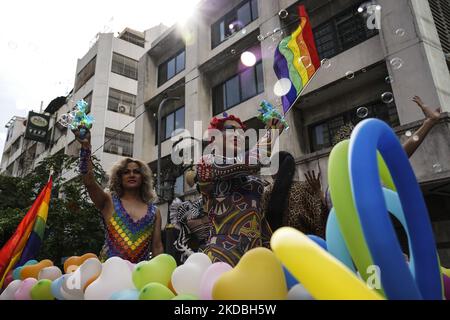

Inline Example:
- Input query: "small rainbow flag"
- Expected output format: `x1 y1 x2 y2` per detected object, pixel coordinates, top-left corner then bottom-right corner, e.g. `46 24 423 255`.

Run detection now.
0 177 52 287
274 5 321 114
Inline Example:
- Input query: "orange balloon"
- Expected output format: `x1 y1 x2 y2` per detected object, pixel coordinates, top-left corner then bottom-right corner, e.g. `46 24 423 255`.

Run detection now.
83 274 100 292
64 253 98 273
20 260 53 280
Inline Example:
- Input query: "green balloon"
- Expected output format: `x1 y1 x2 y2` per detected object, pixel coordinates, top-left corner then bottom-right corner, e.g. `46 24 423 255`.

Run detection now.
139 283 175 300
31 279 55 300
328 140 394 297
172 294 199 300
132 254 177 290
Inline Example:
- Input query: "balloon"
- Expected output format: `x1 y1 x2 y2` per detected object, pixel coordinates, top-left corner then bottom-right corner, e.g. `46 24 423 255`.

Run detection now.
61 257 102 300
139 283 175 300
14 278 38 300
172 253 212 296
287 283 314 300
325 210 355 272
212 248 288 300
0 280 22 300
349 119 442 300
132 254 177 290
64 253 98 273
110 289 140 300
199 262 232 300
13 260 37 280
31 279 54 300
51 276 66 300
84 257 134 300
307 235 327 251
271 227 383 300
442 267 450 278
20 259 53 280
282 266 298 290
38 266 62 281
172 294 199 300
443 275 450 300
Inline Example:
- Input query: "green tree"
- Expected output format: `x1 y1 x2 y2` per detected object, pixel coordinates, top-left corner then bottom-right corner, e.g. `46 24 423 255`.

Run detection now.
0 152 106 268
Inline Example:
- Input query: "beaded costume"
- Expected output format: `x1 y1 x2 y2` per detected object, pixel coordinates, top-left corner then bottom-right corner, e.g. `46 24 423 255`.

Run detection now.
99 195 156 263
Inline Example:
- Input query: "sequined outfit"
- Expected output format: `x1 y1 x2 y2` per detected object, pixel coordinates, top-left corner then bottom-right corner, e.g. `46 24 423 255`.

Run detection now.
99 195 156 263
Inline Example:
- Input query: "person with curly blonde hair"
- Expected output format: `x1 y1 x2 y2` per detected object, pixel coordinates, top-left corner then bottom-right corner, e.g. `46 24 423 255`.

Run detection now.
72 127 164 263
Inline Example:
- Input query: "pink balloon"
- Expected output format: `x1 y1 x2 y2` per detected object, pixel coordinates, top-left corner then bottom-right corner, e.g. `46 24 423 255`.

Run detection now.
199 262 232 300
444 275 450 300
14 278 38 300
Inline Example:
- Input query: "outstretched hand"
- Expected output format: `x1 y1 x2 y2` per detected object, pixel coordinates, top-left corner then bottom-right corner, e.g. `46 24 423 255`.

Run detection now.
412 96 442 123
72 125 91 148
305 170 322 195
266 117 285 132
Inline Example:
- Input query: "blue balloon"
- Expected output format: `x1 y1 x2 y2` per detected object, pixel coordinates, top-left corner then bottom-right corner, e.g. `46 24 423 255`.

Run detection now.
307 235 328 251
326 210 356 272
282 266 298 290
349 119 442 300
51 276 66 300
110 289 139 300
13 260 38 280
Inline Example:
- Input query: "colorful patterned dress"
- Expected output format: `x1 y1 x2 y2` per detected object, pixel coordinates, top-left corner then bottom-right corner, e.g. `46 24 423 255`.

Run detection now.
196 131 273 266
99 195 156 263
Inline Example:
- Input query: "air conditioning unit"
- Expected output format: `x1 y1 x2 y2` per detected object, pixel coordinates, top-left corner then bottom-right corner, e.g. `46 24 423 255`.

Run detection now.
118 104 131 115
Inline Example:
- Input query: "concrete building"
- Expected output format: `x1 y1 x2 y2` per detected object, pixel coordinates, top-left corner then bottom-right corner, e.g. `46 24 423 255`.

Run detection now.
135 0 450 264
1 28 147 178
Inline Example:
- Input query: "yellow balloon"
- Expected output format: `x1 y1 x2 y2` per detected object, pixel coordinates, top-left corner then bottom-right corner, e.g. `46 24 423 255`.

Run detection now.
442 267 450 278
271 227 384 300
212 248 288 300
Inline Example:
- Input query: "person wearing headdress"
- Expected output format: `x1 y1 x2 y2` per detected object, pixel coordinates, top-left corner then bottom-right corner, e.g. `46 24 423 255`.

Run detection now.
196 113 284 266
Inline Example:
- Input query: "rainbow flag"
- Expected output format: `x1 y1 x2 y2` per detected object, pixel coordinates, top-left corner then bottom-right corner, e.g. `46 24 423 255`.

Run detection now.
274 5 321 114
0 177 52 287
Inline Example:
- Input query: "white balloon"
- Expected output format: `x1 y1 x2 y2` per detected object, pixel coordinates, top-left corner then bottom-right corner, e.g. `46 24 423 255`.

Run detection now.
171 253 212 296
287 284 314 300
0 280 22 300
61 257 102 300
185 253 212 273
84 257 134 300
38 266 62 281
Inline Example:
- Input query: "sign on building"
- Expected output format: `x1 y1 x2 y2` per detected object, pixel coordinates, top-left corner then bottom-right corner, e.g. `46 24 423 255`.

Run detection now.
24 111 51 143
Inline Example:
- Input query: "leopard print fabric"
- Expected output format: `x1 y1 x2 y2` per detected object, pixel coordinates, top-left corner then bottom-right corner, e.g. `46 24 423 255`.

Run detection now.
261 181 328 238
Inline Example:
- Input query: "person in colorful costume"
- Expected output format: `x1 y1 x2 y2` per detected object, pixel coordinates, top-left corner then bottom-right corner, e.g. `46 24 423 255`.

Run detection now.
72 126 164 263
196 113 285 266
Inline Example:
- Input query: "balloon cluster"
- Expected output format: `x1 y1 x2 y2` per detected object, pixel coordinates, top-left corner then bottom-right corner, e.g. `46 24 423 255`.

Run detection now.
257 100 289 130
58 99 94 139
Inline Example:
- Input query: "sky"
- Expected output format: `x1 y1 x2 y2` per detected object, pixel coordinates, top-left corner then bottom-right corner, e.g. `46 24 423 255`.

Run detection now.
0 0 200 154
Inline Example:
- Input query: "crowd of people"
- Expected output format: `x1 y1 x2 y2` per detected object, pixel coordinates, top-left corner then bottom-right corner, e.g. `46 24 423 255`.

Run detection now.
71 95 443 266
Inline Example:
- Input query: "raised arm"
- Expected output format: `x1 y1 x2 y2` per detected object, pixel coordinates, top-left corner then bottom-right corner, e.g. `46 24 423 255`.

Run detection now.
402 96 442 158
72 126 110 212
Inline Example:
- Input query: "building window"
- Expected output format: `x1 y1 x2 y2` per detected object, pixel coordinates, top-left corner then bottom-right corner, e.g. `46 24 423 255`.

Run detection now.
156 106 185 143
174 175 184 196
120 31 145 48
281 1 378 60
429 0 450 55
309 101 400 152
111 52 138 80
104 128 134 157
211 0 259 48
74 56 96 92
213 61 264 115
83 92 92 114
107 88 136 117
158 50 186 86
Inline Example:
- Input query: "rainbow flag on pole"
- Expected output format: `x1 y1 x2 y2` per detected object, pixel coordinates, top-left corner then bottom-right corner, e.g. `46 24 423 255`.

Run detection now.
0 177 52 287
274 5 321 114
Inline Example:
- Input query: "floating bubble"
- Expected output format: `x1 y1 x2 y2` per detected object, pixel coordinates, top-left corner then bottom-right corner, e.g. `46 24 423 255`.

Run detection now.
229 23 234 31
321 59 331 69
362 68 367 73
274 78 292 97
376 5 382 10
257 34 265 42
231 49 236 55
278 9 289 19
390 57 403 70
241 51 257 67
395 28 406 37
241 29 247 35
385 76 394 84
433 163 443 173
381 92 394 104
412 135 419 142
299 56 312 68
357 6 364 13
405 130 412 137
345 71 355 79
357 107 369 119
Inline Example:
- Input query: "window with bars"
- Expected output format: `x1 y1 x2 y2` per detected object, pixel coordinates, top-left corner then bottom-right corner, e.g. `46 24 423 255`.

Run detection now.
158 50 186 86
120 31 145 48
107 88 136 117
429 0 450 55
309 101 400 152
111 52 138 80
75 56 96 92
213 61 264 115
104 128 134 157
211 0 259 49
